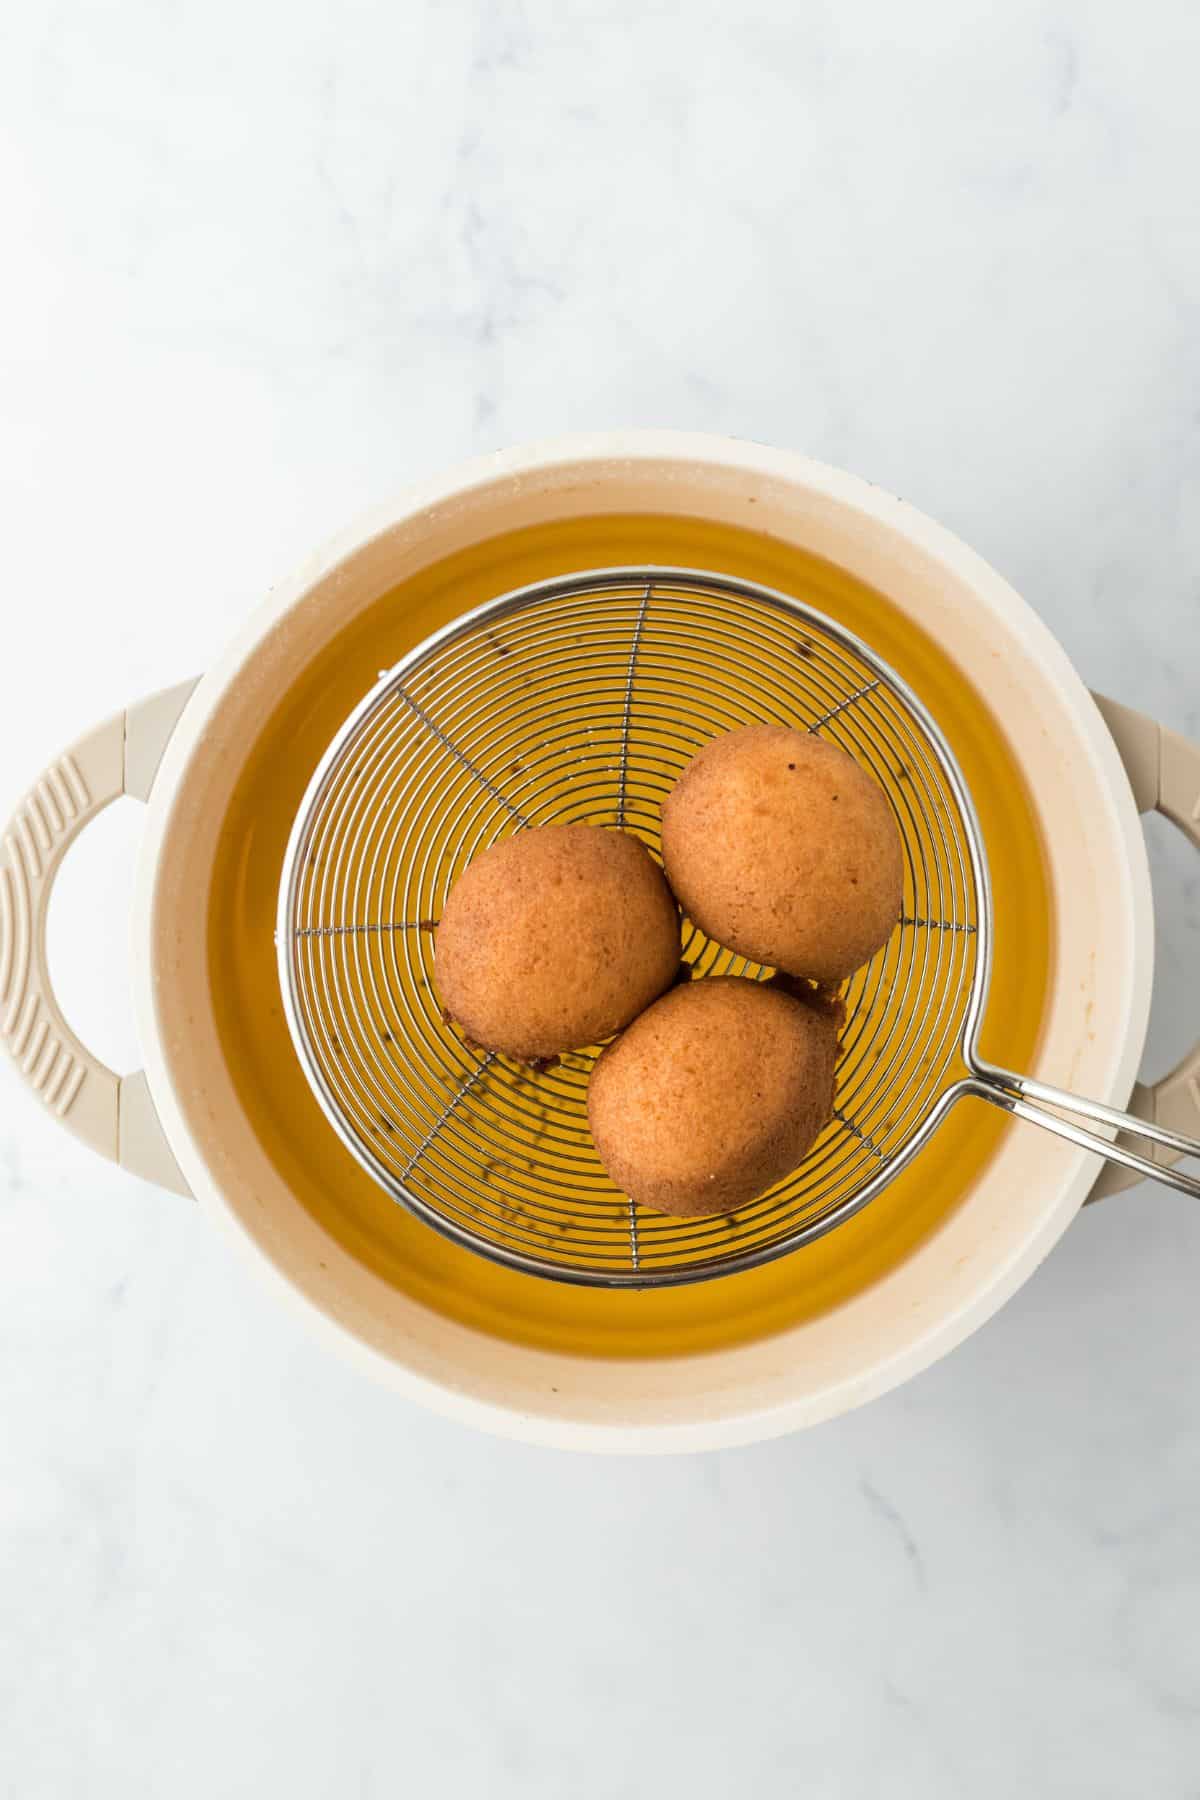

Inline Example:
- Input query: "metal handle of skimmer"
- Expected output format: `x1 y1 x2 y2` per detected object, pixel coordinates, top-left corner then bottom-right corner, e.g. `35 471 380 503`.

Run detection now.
966 1068 1200 1198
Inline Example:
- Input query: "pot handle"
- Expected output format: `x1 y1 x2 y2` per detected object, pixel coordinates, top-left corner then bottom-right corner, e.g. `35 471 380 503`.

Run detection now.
1088 693 1200 1201
0 681 198 1197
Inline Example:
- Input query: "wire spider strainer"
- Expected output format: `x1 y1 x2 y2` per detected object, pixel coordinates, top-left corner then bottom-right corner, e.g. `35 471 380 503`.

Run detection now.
276 566 1200 1289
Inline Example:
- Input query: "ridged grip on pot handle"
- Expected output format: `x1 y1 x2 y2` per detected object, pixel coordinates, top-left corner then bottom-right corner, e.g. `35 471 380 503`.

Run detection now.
0 682 198 1195
1089 694 1200 1200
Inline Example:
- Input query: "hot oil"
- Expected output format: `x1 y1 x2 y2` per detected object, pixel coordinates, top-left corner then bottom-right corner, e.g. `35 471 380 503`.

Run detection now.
208 514 1053 1358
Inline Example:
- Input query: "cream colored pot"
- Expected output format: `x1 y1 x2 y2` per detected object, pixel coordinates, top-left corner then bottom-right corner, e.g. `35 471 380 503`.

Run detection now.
3 433 1198 1453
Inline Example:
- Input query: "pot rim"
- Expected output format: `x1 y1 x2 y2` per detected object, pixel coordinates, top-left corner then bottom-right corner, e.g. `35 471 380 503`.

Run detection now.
131 431 1154 1452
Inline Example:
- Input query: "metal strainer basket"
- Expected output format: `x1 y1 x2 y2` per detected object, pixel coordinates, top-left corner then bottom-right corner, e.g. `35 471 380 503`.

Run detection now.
276 567 1200 1288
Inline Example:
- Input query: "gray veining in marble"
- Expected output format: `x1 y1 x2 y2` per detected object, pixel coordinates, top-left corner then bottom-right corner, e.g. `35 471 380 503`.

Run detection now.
2 2 1200 1794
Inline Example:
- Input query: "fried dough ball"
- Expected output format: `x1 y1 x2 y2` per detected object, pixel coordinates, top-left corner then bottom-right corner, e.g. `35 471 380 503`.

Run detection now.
661 725 903 982
435 825 680 1060
587 976 841 1216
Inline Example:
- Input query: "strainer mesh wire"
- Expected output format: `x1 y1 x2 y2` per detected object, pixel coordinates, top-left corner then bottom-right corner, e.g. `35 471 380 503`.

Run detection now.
281 570 980 1286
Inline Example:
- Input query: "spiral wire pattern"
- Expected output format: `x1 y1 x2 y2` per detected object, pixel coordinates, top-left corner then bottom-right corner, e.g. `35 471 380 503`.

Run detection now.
277 568 987 1287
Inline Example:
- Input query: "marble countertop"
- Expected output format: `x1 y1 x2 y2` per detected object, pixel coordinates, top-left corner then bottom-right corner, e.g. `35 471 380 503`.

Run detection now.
3 2 1200 1793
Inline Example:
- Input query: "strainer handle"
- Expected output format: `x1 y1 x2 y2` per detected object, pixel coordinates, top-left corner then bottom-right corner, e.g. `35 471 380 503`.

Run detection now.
971 1068 1200 1199
0 682 197 1195
1087 695 1200 1200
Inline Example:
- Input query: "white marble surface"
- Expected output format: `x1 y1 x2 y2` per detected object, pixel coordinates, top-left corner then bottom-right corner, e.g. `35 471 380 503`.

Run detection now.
3 1 1200 1793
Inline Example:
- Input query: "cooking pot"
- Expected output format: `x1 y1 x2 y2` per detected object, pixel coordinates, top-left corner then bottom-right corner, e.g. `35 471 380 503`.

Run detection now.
3 433 1197 1453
